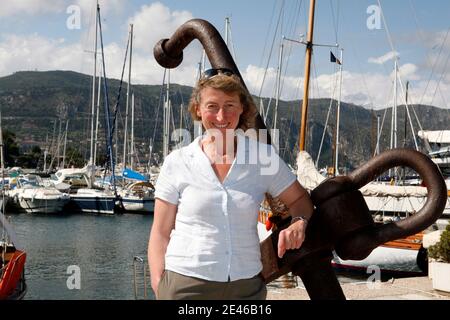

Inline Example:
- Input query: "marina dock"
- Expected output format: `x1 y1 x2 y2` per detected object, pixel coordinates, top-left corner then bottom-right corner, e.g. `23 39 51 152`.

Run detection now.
267 276 450 300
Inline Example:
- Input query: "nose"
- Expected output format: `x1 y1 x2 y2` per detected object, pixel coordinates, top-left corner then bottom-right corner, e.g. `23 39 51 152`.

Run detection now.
216 108 225 121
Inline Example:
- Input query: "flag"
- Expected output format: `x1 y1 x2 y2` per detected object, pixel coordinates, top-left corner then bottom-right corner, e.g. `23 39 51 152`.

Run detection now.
330 51 341 65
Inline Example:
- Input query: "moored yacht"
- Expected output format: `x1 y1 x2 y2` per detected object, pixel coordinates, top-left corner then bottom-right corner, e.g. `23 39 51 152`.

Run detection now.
7 175 70 214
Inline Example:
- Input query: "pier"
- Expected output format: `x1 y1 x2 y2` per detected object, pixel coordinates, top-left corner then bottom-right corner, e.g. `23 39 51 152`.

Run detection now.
267 276 450 300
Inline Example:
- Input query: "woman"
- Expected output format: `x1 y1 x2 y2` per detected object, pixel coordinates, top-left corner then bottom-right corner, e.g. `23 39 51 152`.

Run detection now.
148 68 314 300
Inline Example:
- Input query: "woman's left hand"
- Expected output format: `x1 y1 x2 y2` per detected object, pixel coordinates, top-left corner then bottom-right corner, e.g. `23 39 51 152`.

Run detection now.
277 219 307 258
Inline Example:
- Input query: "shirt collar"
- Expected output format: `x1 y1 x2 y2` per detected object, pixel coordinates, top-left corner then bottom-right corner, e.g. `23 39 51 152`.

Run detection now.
184 132 246 186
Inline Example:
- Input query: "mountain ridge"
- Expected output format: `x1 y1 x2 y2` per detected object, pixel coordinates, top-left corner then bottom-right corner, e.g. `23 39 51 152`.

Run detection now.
1 70 448 170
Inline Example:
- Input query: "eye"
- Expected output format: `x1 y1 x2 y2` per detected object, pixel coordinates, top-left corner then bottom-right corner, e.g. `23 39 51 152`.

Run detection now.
225 103 239 111
205 104 219 112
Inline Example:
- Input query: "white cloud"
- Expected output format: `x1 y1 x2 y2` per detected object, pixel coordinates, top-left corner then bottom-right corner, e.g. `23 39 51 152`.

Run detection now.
1 31 447 110
0 0 66 16
241 63 450 110
128 2 194 53
0 34 88 75
396 63 419 81
368 51 399 65
123 2 200 86
0 1 202 88
75 0 124 16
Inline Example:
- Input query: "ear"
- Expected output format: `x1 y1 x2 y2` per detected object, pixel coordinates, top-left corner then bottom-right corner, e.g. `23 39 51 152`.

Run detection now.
196 105 201 118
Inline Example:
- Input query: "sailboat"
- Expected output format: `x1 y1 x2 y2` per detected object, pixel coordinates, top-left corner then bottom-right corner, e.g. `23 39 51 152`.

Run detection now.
115 24 155 214
57 2 117 215
260 0 439 276
0 114 27 300
0 205 27 299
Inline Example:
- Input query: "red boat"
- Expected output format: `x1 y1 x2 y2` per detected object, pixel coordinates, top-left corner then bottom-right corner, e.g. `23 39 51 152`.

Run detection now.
0 199 27 300
0 244 27 300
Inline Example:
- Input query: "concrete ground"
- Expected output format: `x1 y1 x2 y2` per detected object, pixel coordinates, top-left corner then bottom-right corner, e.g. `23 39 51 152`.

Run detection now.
266 276 450 300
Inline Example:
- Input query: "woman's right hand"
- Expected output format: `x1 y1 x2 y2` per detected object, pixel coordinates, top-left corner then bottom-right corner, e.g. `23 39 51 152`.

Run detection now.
148 199 177 300
151 275 162 299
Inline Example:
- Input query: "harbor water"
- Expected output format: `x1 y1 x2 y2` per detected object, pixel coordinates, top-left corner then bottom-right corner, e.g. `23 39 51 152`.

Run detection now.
6 212 421 300
7 212 154 300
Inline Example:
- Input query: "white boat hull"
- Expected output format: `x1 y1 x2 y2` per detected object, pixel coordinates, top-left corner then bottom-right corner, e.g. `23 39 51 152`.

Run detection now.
365 195 450 216
18 197 68 214
13 188 70 214
120 197 154 213
66 189 116 214
332 246 423 275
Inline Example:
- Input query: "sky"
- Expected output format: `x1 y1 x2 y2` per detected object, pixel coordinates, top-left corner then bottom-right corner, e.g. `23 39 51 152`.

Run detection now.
1 0 450 110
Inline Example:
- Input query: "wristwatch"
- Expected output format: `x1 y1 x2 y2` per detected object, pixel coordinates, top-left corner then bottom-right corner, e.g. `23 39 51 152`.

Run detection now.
291 215 309 226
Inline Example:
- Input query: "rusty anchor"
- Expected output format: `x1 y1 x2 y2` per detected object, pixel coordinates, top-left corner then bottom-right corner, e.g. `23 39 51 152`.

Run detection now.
153 19 448 300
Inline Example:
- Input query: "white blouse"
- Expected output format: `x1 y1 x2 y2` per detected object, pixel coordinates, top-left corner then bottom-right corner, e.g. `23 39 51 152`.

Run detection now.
154 133 296 282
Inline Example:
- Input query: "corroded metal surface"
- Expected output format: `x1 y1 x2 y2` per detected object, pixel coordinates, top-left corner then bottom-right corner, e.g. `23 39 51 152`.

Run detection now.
330 148 447 260
153 18 267 133
154 19 242 83
153 19 447 300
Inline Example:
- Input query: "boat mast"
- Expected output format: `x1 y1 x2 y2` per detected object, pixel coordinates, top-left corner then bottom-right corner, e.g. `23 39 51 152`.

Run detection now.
130 92 135 170
0 112 4 173
123 24 133 169
335 48 343 176
163 70 171 159
56 118 62 169
62 120 69 169
299 0 316 151
89 0 98 166
93 60 102 166
0 111 6 248
389 60 398 178
225 17 230 48
97 3 117 195
376 114 381 155
273 40 284 131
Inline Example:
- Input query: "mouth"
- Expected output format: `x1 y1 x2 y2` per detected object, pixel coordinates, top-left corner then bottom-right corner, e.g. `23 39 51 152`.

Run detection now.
213 123 229 129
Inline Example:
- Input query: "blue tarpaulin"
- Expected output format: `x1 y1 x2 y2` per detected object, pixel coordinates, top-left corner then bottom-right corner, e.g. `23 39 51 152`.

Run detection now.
122 168 147 181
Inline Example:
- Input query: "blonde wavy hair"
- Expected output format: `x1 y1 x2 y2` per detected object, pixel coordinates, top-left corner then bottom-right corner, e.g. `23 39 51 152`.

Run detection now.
188 73 257 131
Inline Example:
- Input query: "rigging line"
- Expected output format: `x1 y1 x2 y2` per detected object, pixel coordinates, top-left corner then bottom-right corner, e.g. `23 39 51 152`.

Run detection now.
109 34 131 145
316 68 339 166
328 0 339 44
311 53 322 100
437 84 450 111
97 6 117 194
175 86 186 129
430 46 450 107
257 0 285 98
257 0 278 75
377 0 419 150
373 107 388 156
284 0 302 39
350 45 375 109
409 0 450 108
151 69 166 153
279 0 303 101
279 1 302 161
419 27 450 106
373 80 394 155
263 84 276 126
281 99 294 160
227 19 239 67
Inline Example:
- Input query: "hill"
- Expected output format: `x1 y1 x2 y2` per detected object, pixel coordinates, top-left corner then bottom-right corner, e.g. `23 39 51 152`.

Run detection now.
0 70 448 170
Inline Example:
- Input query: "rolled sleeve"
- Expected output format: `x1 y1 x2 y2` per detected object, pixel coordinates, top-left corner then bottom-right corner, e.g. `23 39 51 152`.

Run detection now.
265 146 297 197
154 153 180 205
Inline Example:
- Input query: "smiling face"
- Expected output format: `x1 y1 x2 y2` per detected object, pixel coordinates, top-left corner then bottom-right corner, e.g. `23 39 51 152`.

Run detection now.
196 87 244 134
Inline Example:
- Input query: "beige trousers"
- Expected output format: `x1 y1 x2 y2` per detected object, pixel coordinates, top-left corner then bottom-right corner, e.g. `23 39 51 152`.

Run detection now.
157 270 267 300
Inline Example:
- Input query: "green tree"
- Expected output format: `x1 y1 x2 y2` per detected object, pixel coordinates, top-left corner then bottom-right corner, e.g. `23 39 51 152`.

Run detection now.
428 224 450 263
65 146 84 168
16 145 42 168
2 129 20 167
